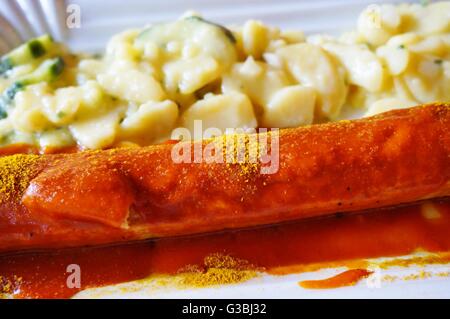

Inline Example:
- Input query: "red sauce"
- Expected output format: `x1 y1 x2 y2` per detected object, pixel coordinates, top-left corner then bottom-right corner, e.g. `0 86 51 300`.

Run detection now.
42 145 81 154
0 142 174 157
0 200 449 298
0 144 39 156
299 269 373 289
0 142 178 157
0 144 81 156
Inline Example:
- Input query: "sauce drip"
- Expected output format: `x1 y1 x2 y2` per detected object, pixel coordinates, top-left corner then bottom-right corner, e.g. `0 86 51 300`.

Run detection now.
0 200 449 298
299 269 373 289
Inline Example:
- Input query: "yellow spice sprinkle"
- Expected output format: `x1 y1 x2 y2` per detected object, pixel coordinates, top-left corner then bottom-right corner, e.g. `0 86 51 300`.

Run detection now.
216 133 261 180
181 268 256 288
0 275 22 297
376 254 450 269
0 154 40 203
403 270 432 281
179 253 259 288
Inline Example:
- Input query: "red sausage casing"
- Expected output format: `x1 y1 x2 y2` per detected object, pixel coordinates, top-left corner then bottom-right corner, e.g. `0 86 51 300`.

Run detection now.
0 103 449 252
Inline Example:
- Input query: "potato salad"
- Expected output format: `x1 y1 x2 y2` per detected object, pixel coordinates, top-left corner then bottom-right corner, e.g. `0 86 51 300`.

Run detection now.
0 2 449 150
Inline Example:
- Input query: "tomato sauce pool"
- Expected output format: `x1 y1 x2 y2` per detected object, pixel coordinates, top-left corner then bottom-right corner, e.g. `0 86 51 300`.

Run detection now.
0 200 449 298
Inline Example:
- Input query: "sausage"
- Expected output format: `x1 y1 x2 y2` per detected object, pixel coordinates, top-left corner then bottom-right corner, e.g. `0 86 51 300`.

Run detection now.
0 103 449 252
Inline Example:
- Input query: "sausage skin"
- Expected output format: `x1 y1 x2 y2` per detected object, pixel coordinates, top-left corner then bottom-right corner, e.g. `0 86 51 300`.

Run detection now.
0 103 449 252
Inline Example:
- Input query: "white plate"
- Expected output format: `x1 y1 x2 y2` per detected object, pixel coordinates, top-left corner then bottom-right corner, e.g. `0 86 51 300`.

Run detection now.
1 0 449 299
1 0 407 53
72 252 450 299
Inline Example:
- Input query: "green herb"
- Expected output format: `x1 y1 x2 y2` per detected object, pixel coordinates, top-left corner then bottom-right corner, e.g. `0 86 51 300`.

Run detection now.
57 111 66 118
0 98 8 119
4 82 25 100
49 57 65 77
398 44 405 49
0 58 13 75
434 59 443 65
0 81 23 118
28 40 46 58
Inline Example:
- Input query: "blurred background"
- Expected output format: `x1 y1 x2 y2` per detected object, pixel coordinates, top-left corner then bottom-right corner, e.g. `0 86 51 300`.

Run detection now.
0 0 410 53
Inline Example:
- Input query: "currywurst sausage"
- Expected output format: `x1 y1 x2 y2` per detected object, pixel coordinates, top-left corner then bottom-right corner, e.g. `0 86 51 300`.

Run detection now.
0 103 449 252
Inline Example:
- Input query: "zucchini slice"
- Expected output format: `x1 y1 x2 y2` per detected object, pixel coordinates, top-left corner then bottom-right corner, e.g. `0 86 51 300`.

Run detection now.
136 16 237 68
0 34 54 75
